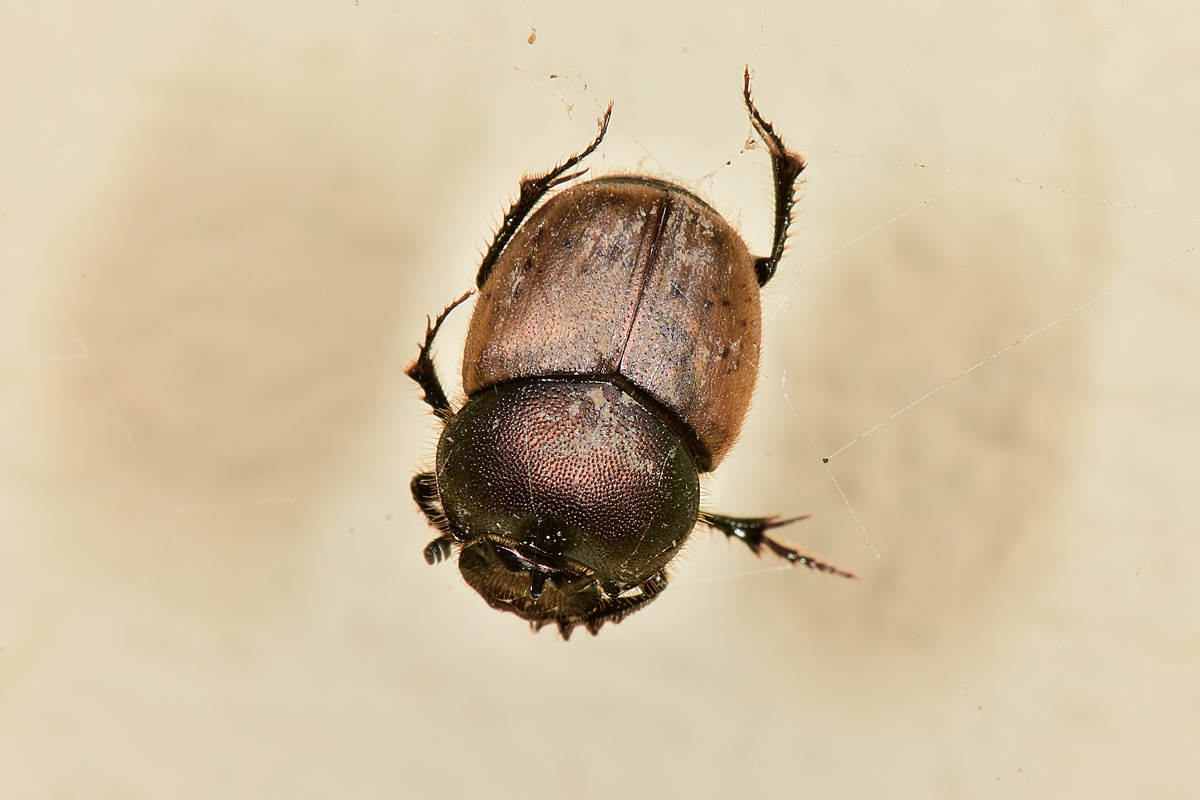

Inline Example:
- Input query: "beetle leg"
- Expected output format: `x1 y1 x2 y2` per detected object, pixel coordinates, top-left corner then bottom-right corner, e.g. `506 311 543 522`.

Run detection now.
742 66 807 288
701 512 857 579
411 472 456 564
411 471 447 526
404 291 472 422
562 570 670 639
475 103 614 289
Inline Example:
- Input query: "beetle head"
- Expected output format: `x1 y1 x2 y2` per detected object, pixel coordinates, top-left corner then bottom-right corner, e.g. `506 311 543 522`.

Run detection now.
455 534 665 638
432 379 700 636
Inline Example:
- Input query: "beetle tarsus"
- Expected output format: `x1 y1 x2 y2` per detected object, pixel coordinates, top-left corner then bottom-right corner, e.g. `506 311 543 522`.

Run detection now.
701 512 857 579
742 66 807 287
475 103 614 289
405 291 472 421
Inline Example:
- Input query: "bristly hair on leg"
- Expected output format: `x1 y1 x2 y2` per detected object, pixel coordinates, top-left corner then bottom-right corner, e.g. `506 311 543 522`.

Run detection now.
742 66 807 288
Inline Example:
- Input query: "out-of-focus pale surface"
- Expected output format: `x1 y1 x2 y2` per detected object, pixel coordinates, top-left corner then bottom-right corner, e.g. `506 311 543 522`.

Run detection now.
2 1 1197 797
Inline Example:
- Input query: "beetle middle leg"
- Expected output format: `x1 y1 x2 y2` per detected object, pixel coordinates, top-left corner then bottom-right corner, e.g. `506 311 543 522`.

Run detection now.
701 512 857 579
475 103 614 288
742 66 807 288
405 291 472 422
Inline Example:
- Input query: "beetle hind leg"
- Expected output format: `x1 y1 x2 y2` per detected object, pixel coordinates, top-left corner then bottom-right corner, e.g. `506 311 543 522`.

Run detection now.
475 103 613 289
701 511 857 579
742 67 807 288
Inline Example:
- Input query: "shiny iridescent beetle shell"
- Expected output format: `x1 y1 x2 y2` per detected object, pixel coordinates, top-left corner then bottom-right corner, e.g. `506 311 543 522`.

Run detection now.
407 69 854 638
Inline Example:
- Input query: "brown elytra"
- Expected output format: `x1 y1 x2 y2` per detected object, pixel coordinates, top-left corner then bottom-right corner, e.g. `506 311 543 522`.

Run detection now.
463 177 760 471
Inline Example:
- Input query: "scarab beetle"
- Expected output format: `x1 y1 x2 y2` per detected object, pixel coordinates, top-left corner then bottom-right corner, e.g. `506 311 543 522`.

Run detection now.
407 69 855 638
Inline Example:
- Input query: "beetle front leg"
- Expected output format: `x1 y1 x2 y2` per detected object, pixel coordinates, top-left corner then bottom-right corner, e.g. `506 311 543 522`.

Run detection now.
537 570 670 640
742 67 807 288
411 472 455 564
475 103 613 288
701 512 857 579
411 471 446 526
404 292 472 422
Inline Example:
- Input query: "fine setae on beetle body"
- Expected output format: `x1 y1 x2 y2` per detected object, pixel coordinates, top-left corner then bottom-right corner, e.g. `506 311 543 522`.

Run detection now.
407 69 854 638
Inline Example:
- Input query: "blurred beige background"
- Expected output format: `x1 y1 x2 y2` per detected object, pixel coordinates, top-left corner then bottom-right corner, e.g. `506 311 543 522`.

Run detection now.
2 0 1197 797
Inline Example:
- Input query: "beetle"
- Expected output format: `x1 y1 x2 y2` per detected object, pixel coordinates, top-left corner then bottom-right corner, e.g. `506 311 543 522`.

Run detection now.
406 68 855 638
